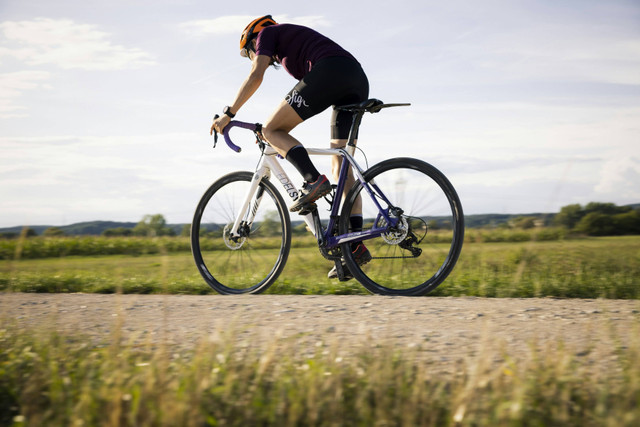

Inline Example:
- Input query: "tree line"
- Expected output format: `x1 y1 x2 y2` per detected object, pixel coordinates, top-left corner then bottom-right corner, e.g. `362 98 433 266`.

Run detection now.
553 202 640 236
0 215 188 239
2 202 639 239
101 214 189 237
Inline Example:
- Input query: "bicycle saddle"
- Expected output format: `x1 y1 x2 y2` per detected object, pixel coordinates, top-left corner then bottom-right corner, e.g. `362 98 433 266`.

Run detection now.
336 98 410 113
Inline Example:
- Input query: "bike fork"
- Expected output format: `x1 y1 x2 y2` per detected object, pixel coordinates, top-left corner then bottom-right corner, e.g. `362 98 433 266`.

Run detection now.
227 163 274 239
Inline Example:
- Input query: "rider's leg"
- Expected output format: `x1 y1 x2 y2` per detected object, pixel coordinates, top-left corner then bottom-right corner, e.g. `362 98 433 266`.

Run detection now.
263 100 322 183
262 100 302 156
263 100 331 212
330 139 362 217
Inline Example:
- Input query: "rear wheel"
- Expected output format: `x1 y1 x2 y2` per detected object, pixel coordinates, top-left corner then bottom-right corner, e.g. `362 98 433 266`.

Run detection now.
340 158 464 296
191 171 291 294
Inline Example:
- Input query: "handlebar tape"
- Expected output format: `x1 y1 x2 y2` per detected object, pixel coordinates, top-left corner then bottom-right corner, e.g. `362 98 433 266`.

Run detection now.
223 120 259 153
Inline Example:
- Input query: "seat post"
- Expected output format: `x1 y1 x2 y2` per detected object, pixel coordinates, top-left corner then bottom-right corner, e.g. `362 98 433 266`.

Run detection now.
346 110 365 149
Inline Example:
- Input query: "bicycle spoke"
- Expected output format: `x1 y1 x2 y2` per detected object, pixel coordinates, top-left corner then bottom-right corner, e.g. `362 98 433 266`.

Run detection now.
191 172 291 294
340 158 464 296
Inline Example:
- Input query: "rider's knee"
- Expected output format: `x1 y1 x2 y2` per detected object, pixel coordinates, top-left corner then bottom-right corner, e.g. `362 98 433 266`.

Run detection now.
261 122 275 140
262 122 288 141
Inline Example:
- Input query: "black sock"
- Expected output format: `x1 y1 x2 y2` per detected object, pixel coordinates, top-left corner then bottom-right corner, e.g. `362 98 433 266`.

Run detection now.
285 145 320 183
350 215 363 251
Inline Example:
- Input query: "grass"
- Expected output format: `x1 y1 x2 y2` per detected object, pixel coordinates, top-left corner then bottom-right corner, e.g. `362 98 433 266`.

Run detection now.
432 236 640 299
0 228 570 261
1 315 639 426
2 234 639 424
1 235 639 298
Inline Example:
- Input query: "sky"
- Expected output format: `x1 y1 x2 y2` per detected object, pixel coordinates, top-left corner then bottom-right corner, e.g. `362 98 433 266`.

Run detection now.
1 0 639 227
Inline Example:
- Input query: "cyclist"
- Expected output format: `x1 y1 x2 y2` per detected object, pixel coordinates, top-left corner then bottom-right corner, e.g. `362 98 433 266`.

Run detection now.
210 15 371 279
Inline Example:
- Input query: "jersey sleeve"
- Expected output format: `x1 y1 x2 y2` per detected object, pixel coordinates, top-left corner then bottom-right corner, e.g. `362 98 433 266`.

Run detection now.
255 26 276 58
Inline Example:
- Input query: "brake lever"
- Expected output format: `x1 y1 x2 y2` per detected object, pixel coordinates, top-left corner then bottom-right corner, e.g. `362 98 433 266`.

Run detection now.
212 114 219 148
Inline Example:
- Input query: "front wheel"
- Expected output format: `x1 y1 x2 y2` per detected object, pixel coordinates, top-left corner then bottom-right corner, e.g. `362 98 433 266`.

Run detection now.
340 158 464 296
191 171 291 294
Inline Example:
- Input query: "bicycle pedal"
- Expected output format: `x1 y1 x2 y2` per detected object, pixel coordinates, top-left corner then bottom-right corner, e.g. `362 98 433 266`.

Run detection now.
297 203 317 216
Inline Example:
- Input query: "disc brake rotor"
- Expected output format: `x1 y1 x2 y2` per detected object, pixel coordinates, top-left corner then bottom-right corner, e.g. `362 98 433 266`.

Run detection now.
376 214 409 245
223 224 246 250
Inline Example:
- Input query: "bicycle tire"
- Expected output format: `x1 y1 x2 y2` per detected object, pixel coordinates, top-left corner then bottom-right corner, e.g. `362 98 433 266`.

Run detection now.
339 158 464 296
191 171 291 294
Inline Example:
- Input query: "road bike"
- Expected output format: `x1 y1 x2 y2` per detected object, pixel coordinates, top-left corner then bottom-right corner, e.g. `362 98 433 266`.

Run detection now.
191 99 464 296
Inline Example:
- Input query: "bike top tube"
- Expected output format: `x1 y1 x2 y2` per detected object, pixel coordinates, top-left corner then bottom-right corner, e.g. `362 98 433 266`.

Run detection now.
216 98 410 153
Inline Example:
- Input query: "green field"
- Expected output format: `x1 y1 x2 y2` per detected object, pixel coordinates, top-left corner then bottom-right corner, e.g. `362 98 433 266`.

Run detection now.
2 234 640 425
1 235 639 298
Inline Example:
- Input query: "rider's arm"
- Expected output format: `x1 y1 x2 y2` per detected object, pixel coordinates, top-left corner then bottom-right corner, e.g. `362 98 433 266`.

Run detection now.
211 55 271 135
229 54 271 114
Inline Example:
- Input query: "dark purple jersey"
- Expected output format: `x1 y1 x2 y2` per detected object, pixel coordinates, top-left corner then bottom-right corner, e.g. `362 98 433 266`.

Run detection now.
255 24 356 80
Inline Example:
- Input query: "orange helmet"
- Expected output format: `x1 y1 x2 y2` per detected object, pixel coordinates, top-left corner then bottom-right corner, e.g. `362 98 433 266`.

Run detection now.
239 15 277 57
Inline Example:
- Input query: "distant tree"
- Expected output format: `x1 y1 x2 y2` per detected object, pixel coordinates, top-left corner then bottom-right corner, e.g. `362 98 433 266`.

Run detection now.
513 217 536 229
17 227 38 238
427 220 439 230
574 212 616 236
133 214 175 237
554 204 584 229
410 218 426 231
43 227 65 237
180 224 191 237
555 202 639 236
258 211 281 236
0 232 19 239
102 227 133 237
293 222 310 235
440 220 453 230
584 202 630 216
612 210 640 235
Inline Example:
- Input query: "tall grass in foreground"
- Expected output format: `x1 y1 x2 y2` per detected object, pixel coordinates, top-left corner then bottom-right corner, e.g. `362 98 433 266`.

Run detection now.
1 319 639 426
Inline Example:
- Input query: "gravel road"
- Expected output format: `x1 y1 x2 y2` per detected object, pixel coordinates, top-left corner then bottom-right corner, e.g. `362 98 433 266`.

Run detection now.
3 293 639 371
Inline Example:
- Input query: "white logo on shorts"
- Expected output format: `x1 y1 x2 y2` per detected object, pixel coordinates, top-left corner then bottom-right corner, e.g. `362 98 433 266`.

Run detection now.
286 90 309 109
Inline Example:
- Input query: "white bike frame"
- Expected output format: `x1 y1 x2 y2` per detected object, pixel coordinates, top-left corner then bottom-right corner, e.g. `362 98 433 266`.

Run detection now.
228 144 367 240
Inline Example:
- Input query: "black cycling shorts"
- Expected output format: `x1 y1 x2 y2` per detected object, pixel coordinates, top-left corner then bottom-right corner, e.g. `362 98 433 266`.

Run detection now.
285 56 369 140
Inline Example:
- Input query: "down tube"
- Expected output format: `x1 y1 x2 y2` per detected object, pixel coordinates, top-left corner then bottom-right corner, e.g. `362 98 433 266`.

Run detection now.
264 156 317 236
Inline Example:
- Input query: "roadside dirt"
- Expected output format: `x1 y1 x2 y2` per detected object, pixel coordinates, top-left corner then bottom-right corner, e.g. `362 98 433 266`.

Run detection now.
2 293 639 371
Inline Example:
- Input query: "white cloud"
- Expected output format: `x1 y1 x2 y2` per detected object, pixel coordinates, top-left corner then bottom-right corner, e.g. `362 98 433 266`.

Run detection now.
179 15 331 37
284 15 331 28
0 18 155 70
179 15 255 36
595 155 640 200
0 70 50 118
0 131 254 225
421 4 640 86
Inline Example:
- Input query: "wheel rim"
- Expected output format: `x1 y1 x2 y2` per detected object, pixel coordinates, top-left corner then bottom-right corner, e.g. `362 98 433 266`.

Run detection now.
341 160 463 295
192 174 290 294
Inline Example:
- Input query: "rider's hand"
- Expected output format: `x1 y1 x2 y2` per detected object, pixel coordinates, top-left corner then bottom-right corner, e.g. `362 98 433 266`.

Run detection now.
210 114 231 135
